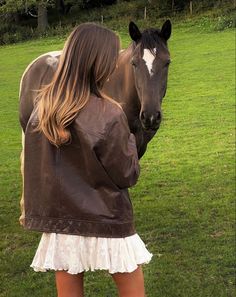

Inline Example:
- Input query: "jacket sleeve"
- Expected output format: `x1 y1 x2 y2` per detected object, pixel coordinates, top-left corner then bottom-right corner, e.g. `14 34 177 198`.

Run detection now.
95 109 140 189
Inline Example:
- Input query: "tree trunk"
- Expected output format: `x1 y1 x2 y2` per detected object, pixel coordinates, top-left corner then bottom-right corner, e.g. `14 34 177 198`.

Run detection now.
172 0 174 11
56 0 65 14
37 3 48 32
144 6 147 19
190 1 193 15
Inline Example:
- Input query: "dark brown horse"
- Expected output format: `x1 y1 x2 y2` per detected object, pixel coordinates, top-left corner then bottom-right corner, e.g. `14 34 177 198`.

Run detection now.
19 21 171 159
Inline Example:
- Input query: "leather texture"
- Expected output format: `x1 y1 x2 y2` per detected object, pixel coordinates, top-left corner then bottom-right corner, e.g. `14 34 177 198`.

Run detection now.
20 94 140 237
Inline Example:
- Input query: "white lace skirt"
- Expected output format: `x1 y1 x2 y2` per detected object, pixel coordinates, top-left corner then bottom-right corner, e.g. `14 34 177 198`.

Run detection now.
30 232 153 274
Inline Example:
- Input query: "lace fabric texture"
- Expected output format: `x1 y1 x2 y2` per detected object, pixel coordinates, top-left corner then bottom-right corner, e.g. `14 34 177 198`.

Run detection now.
30 232 153 274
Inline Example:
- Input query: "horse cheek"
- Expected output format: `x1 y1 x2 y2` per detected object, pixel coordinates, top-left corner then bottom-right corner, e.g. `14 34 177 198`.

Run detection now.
136 129 157 159
133 130 146 159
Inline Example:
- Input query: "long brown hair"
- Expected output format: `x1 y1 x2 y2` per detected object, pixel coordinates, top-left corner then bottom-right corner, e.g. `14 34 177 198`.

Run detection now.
34 22 121 147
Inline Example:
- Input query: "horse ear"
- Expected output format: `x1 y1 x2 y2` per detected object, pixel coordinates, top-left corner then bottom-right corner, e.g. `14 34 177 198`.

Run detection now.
129 21 142 42
160 20 172 41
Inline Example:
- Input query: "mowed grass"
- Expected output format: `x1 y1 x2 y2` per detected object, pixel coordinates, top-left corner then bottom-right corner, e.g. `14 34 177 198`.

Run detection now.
0 22 235 296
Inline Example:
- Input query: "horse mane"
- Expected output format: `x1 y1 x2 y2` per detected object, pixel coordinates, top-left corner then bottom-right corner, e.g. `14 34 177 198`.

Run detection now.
126 27 167 56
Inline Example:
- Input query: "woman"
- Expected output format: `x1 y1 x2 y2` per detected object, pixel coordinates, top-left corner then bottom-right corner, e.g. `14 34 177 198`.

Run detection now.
20 22 153 297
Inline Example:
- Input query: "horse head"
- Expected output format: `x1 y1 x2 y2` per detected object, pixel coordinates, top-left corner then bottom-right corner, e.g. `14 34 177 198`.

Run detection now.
129 20 172 131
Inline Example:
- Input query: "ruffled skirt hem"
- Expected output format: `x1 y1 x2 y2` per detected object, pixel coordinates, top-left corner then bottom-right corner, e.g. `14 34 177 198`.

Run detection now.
30 232 153 274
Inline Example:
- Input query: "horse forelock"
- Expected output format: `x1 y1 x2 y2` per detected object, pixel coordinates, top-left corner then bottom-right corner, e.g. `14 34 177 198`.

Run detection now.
140 28 161 53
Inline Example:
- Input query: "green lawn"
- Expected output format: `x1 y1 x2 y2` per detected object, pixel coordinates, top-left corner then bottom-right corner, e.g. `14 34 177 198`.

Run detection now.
0 21 235 297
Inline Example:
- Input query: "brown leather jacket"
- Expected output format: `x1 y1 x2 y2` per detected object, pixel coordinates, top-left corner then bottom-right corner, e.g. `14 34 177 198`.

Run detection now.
20 94 140 238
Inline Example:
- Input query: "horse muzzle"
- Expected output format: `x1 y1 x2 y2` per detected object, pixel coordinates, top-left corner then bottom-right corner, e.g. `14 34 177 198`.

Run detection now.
140 111 162 131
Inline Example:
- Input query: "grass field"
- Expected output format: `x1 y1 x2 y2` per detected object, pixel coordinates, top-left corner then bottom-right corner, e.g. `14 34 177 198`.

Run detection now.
0 20 235 297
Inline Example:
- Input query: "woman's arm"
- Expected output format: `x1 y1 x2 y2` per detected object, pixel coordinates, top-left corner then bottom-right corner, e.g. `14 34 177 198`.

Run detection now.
95 109 140 189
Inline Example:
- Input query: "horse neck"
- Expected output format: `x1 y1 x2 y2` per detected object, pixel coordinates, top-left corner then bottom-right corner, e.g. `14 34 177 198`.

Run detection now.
118 44 134 92
117 44 140 113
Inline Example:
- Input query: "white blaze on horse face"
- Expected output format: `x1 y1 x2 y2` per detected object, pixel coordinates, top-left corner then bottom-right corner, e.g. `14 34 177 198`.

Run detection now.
143 48 156 76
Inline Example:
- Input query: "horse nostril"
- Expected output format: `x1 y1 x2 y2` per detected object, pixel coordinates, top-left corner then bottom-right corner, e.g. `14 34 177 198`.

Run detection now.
140 111 162 130
156 111 161 121
140 111 146 121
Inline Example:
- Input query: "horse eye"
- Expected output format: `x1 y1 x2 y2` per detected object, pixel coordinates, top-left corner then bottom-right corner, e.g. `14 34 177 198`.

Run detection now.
131 60 137 67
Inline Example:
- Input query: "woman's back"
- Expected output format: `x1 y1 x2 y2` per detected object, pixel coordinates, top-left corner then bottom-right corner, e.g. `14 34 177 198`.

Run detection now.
23 93 139 237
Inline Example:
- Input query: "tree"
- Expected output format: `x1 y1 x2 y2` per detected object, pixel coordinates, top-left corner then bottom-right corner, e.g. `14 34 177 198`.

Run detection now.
37 1 49 31
0 0 53 31
56 0 74 15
